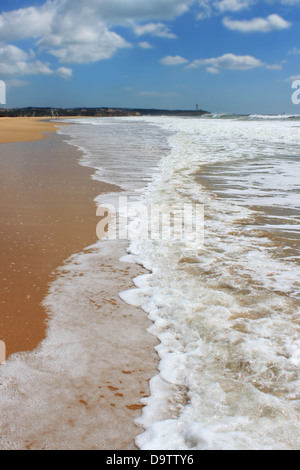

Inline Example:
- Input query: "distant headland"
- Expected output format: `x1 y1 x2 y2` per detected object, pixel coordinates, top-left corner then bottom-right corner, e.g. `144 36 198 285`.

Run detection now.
0 106 210 118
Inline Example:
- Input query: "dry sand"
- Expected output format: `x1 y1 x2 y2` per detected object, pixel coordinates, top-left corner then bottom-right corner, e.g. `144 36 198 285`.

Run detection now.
0 118 158 449
0 116 67 144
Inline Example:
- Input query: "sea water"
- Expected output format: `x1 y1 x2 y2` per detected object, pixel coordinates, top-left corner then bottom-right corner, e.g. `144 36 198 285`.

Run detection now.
0 115 299 450
62 114 300 450
118 115 300 450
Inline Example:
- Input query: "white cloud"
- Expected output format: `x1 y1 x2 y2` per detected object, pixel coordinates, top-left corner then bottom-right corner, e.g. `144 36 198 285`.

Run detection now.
0 0 192 73
56 66 73 78
0 44 53 76
215 0 253 13
223 14 291 33
0 0 294 81
196 0 297 20
196 0 253 18
0 5 54 41
188 53 265 71
0 0 192 42
206 66 220 73
139 41 153 49
0 0 194 37
0 59 53 77
37 4 131 64
0 43 72 78
133 22 177 38
187 53 283 73
0 44 28 63
46 27 131 64
160 55 189 65
92 0 194 21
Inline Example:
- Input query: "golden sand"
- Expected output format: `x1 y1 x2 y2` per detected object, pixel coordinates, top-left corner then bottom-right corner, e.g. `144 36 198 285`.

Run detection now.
0 116 69 144
0 132 120 356
0 117 115 356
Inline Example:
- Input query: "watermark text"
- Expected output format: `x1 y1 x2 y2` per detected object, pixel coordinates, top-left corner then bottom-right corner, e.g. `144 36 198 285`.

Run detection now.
96 197 204 246
291 80 300 105
0 80 6 105
0 340 6 365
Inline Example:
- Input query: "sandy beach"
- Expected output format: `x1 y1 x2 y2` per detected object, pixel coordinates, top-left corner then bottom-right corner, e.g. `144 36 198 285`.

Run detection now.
0 121 114 356
0 117 158 449
0 117 68 144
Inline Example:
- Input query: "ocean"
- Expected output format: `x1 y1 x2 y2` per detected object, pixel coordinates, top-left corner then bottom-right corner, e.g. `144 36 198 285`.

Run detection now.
1 114 300 450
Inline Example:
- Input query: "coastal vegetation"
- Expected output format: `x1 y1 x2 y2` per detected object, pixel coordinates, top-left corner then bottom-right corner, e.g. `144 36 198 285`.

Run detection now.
0 106 209 118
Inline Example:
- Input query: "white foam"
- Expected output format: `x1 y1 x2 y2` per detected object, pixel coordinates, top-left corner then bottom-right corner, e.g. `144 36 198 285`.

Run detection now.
0 239 158 449
118 116 300 450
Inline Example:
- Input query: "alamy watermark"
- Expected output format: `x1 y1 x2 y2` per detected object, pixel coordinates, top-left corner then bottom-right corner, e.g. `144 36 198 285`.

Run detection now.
0 340 6 365
291 80 300 105
0 80 6 105
96 197 205 245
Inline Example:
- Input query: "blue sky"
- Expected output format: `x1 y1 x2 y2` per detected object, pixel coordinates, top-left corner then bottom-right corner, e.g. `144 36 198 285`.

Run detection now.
0 0 300 113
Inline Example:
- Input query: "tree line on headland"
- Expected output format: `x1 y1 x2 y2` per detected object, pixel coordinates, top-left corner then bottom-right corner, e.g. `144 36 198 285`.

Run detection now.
0 106 209 118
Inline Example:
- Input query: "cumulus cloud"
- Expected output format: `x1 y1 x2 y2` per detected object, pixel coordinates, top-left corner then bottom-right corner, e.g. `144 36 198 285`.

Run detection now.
196 0 253 18
160 55 189 65
56 66 73 78
45 28 130 64
0 0 191 43
0 5 54 41
36 3 132 64
0 0 193 74
196 0 295 20
0 44 53 76
133 22 177 38
187 53 283 73
187 53 265 72
186 54 282 74
206 66 220 73
0 0 294 81
223 14 292 33
0 43 72 78
91 0 193 21
215 0 253 13
138 41 153 49
161 51 283 72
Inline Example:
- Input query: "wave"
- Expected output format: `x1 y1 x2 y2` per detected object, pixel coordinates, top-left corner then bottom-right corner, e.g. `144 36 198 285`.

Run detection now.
249 114 300 120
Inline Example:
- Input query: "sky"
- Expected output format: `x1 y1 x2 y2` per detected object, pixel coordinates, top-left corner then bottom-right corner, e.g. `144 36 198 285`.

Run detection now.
0 0 300 114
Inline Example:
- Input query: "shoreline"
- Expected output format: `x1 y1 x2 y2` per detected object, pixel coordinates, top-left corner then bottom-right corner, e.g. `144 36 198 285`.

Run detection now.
0 130 119 357
0 116 121 356
0 117 158 449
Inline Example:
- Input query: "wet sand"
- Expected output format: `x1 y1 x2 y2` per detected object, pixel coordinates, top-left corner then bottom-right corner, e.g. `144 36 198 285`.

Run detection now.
0 120 158 449
0 133 118 356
